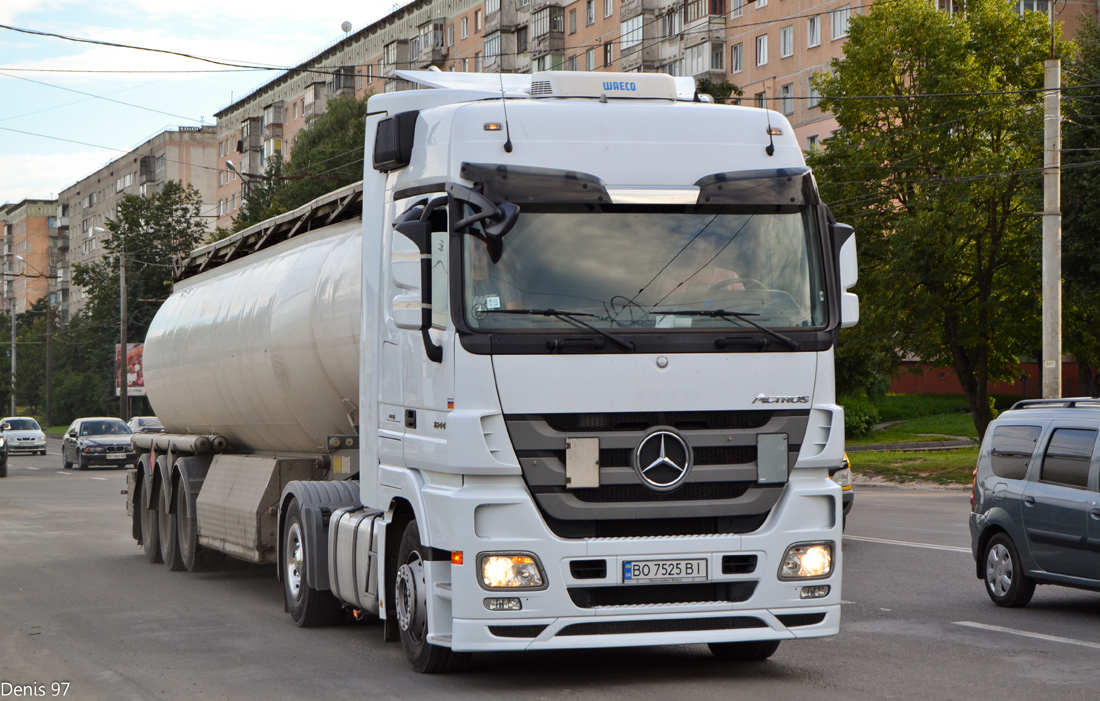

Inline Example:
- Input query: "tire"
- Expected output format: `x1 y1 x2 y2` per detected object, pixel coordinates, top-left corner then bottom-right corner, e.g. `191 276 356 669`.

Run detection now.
160 484 185 571
140 478 163 564
395 520 471 674
283 498 339 627
984 533 1036 608
176 484 220 572
63 459 71 469
77 456 88 470
708 640 782 661
0 460 6 478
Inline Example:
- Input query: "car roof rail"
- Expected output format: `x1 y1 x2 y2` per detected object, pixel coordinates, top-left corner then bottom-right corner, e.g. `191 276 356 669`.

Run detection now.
1009 397 1100 411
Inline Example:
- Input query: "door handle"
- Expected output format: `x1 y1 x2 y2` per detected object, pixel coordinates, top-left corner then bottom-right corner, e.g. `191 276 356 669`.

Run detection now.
1090 509 1100 520
1024 496 1036 506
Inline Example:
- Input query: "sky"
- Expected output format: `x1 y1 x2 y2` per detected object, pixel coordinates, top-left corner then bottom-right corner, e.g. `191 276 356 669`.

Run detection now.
0 0 400 205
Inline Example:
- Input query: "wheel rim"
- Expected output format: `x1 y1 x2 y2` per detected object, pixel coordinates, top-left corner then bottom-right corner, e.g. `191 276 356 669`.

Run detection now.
395 554 427 644
986 543 1013 597
286 523 304 600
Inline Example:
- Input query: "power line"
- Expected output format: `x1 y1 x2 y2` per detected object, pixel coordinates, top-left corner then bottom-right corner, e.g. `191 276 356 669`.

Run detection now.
0 71 200 123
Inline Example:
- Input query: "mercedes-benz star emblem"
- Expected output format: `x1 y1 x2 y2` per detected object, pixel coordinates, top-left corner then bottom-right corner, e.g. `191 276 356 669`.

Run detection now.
632 428 692 492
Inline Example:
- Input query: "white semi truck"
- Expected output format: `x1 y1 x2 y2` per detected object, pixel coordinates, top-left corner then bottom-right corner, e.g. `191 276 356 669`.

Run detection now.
126 70 859 673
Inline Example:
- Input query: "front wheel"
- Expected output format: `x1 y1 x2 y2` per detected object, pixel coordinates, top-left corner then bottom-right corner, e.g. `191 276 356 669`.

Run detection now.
984 533 1035 607
708 640 781 661
283 498 339 627
395 520 471 674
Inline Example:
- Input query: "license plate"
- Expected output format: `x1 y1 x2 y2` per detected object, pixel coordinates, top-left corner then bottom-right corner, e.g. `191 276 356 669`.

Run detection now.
108 454 126 459
622 558 708 584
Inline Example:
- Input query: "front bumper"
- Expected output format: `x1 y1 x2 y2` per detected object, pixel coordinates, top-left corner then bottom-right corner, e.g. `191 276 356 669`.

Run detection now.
8 440 46 453
409 471 844 652
80 451 137 466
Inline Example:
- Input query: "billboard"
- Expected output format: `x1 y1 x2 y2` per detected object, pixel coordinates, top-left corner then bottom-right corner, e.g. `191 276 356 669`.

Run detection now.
115 342 146 397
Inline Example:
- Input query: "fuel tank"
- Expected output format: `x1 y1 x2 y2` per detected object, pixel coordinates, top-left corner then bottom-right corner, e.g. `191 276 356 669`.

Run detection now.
143 218 362 452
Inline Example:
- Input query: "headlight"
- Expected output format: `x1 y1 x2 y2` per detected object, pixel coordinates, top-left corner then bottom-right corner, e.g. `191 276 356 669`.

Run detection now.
831 466 852 489
0 437 5 447
779 542 834 580
478 552 546 590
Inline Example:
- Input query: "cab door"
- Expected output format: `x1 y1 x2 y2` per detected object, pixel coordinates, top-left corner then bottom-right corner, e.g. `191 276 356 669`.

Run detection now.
1021 427 1097 578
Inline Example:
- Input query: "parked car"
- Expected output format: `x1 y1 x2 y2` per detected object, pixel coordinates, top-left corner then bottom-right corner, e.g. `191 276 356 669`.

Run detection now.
128 416 165 434
0 431 8 478
1 416 47 455
61 417 136 470
970 398 1100 607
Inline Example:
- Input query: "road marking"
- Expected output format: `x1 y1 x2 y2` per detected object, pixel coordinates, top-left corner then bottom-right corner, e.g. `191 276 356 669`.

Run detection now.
954 621 1100 650
844 535 970 553
92 477 108 481
26 467 38 470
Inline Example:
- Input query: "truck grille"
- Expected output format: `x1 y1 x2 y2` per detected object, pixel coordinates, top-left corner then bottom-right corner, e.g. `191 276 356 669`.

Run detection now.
568 581 758 608
506 410 809 539
557 616 767 637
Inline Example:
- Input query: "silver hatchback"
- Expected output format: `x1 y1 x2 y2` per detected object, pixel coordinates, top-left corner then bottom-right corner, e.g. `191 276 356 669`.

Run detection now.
970 398 1100 607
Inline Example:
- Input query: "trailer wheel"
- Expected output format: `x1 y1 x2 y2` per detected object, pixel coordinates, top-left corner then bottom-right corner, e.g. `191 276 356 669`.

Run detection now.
395 520 471 674
283 498 339 627
159 486 185 571
707 639 781 661
176 485 220 572
139 479 162 564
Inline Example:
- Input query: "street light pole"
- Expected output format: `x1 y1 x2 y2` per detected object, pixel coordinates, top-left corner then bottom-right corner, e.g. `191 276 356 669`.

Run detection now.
9 297 14 416
119 246 128 421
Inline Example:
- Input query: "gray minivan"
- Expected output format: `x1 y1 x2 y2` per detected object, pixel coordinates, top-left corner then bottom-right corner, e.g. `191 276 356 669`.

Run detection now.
970 398 1100 607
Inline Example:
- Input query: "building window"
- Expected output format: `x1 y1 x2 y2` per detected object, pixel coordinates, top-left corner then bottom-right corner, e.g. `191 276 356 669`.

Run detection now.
780 26 793 58
586 47 595 71
475 10 482 32
384 42 398 66
232 194 237 211
218 200 224 217
604 0 613 18
567 54 577 70
831 5 851 40
756 34 767 66
533 8 564 36
462 17 468 39
756 0 767 7
781 83 793 114
463 58 469 71
475 51 482 72
517 26 528 53
730 43 743 73
664 9 683 37
621 16 643 51
586 0 595 25
569 9 577 33
731 0 743 18
755 91 766 109
355 70 363 90
808 78 821 108
710 0 725 15
486 0 500 14
685 43 723 74
484 31 501 58
807 16 820 47
807 134 819 149
661 58 683 75
604 41 613 67
447 24 454 46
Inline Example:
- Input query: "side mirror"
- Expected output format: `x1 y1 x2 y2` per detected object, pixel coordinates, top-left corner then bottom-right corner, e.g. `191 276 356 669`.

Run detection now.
391 197 447 363
835 224 859 328
67 430 76 437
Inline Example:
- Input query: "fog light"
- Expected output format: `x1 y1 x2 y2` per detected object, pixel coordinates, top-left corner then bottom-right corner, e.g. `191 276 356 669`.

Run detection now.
478 552 546 590
800 585 830 599
483 597 522 611
779 542 833 580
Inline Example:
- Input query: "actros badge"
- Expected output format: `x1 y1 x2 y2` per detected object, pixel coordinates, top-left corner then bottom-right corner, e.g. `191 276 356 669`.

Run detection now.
632 428 692 492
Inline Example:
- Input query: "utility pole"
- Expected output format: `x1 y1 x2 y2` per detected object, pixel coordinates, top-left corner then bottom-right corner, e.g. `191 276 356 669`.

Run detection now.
119 248 129 421
1042 52 1062 399
45 300 52 427
8 299 14 416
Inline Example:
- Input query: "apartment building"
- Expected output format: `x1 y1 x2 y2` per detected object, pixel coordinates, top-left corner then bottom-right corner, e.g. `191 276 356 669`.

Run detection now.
57 125 218 321
213 0 1096 228
0 199 58 316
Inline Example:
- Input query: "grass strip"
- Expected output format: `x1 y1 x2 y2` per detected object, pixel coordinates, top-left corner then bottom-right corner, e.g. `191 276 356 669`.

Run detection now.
848 447 978 485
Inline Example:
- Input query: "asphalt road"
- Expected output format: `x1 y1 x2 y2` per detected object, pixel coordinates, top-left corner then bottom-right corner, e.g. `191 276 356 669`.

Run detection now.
2 444 1099 700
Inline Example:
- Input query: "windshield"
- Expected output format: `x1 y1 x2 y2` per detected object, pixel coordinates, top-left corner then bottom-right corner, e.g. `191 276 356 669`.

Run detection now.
3 418 40 431
461 205 826 331
80 420 131 436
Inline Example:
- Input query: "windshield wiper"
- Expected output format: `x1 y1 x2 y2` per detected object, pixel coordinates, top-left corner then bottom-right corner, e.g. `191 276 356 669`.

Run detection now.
486 309 636 352
659 309 801 350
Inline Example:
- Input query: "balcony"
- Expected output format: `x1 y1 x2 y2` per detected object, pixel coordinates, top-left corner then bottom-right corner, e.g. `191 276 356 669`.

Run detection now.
327 68 356 98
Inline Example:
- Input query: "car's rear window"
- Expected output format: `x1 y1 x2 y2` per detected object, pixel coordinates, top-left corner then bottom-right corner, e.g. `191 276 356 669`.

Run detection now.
1040 428 1097 488
990 425 1041 480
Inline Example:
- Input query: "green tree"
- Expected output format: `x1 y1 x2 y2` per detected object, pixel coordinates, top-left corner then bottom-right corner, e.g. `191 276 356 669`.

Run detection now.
810 0 1062 439
233 94 369 231
1062 17 1100 396
695 78 743 104
64 180 208 419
